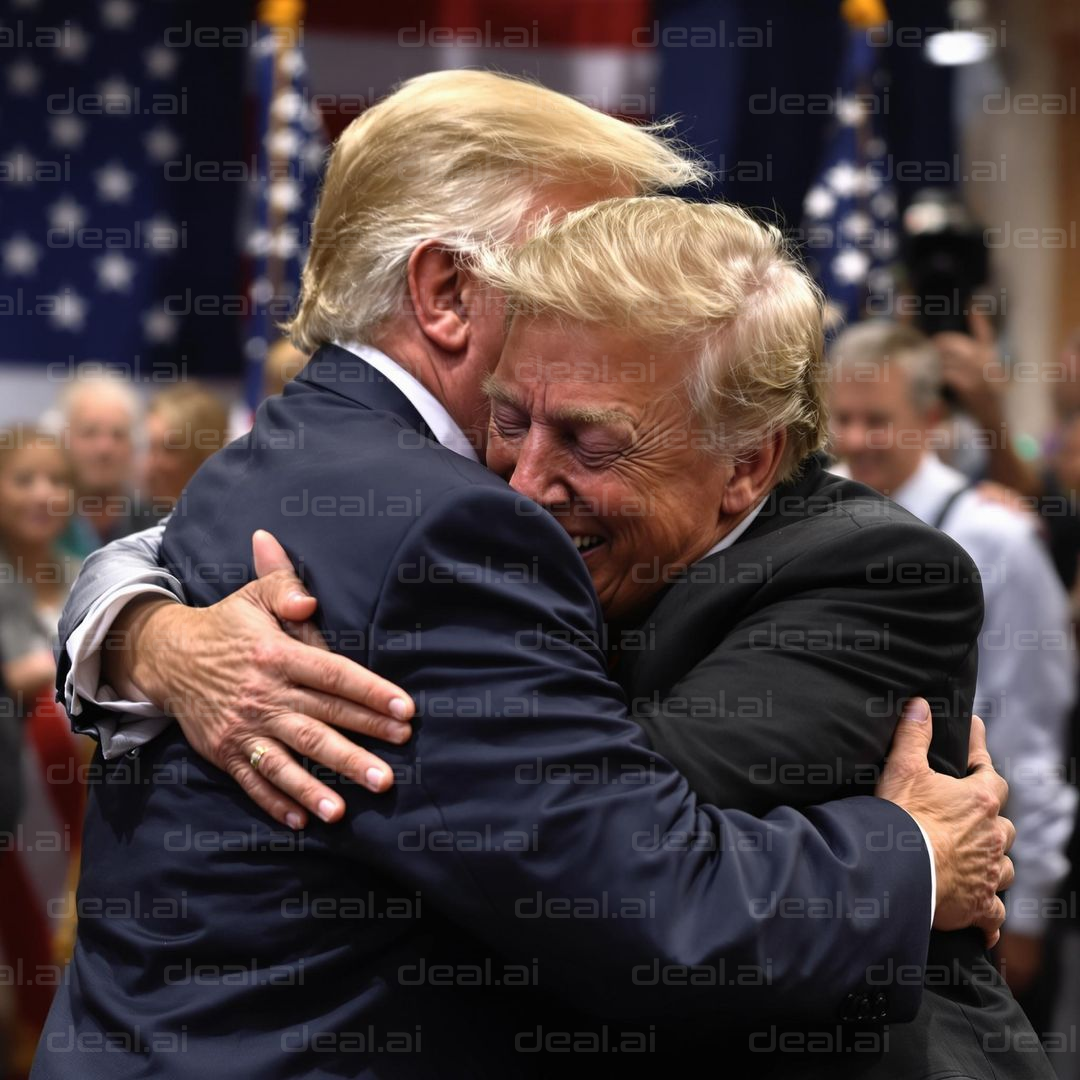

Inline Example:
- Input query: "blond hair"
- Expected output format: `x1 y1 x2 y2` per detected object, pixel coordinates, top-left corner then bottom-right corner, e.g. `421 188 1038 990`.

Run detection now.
829 321 943 414
285 70 707 352
475 196 827 481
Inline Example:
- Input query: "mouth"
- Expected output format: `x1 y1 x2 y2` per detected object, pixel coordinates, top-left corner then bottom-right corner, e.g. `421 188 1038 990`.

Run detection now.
570 534 607 559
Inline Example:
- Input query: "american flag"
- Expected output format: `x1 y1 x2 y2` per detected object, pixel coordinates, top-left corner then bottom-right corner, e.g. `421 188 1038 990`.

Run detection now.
800 22 899 330
2 0 647 387
241 9 326 411
0 0 290 381
1 0 190 364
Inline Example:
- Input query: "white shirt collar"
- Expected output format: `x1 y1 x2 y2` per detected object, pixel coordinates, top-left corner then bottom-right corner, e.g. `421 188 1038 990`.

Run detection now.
334 340 480 463
698 496 769 562
891 452 968 523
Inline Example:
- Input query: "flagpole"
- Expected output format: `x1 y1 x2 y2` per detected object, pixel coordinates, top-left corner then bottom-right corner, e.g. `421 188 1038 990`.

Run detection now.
245 0 305 414
260 0 304 305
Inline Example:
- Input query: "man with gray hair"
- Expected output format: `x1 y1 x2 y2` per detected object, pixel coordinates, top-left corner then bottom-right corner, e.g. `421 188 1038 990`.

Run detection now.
830 319 1077 1005
54 370 142 558
39 75 1017 1077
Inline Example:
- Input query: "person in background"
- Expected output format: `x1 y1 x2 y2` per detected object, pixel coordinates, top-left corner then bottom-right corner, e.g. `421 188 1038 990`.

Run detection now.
1043 406 1080 1078
143 384 230 515
829 320 1077 1024
932 310 1043 497
55 373 141 559
937 315 1080 592
1051 411 1080 601
0 427 84 1078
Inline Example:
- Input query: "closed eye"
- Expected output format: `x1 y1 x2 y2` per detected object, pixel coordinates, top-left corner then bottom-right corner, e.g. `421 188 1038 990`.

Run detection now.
490 404 530 440
572 432 630 468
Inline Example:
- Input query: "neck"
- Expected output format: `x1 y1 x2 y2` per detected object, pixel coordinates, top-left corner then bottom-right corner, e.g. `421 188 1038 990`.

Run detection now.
369 329 431 388
369 329 486 453
711 501 758 548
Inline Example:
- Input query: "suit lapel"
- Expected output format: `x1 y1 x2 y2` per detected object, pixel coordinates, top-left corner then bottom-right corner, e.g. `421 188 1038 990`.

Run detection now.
615 456 829 700
294 343 438 444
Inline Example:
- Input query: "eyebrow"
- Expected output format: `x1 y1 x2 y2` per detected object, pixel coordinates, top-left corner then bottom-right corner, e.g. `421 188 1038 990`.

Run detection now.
483 375 636 428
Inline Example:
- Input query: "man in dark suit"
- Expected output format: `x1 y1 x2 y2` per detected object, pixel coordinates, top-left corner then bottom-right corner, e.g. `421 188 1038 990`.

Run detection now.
38 85 1014 1076
471 195 1047 1077
35 335 1011 1079
620 456 1046 1077
53 195 1040 1077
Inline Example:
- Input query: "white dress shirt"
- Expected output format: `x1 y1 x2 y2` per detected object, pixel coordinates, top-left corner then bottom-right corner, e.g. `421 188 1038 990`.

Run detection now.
892 453 1077 935
700 497 768 560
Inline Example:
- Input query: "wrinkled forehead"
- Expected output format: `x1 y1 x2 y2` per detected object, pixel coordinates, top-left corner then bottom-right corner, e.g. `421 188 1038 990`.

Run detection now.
490 315 691 422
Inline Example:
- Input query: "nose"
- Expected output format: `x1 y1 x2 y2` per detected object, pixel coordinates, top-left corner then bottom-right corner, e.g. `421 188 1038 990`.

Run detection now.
508 430 571 507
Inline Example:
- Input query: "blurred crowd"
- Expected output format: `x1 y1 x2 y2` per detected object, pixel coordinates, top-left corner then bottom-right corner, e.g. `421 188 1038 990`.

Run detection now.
826 313 1080 1071
0 337 306 1074
3 316 1080 1070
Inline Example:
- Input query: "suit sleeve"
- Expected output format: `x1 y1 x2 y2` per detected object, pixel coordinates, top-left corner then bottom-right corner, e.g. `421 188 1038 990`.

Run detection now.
633 519 983 815
344 485 934 1023
55 520 181 752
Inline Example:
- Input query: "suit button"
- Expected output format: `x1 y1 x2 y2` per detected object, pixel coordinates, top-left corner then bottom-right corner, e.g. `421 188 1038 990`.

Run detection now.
873 992 888 1020
856 995 872 1020
840 992 860 1022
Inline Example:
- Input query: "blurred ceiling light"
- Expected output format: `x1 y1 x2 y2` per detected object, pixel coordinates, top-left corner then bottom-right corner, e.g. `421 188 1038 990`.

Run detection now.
926 0 990 66
925 29 990 65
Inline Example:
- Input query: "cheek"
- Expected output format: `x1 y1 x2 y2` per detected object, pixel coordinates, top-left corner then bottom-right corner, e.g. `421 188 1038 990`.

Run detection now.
592 477 658 548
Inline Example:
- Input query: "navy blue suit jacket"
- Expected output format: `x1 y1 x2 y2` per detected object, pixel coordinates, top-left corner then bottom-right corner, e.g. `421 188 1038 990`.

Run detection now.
36 346 934 1078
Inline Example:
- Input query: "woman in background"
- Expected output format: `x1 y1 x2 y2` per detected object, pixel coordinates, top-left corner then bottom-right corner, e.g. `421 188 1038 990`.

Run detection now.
0 426 83 1079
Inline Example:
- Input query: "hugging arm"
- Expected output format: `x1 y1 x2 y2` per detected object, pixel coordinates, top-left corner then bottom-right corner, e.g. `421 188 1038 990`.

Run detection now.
323 483 938 1022
57 520 1012 952
632 520 983 815
58 520 179 754
55 522 414 827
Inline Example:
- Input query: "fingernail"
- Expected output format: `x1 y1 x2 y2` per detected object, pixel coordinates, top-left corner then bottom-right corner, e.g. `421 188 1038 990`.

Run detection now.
366 768 386 791
288 591 309 604
901 700 928 723
285 812 304 831
316 798 337 822
388 697 410 720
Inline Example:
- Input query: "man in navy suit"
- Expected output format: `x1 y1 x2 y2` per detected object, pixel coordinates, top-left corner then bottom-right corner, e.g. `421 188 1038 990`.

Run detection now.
38 74 1013 1077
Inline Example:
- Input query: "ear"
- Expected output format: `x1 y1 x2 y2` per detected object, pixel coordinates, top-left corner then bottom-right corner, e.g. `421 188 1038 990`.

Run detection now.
720 428 788 516
406 240 469 354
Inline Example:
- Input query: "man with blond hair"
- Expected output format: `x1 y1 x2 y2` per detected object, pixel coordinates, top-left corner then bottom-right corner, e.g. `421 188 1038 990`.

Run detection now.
40 74 1015 1077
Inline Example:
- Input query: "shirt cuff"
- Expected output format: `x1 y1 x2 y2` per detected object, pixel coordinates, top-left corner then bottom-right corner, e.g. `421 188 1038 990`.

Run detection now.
65 582 181 721
905 812 938 929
